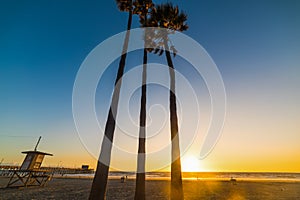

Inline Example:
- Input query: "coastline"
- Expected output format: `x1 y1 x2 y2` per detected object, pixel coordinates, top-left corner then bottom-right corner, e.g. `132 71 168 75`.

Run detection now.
52 175 300 183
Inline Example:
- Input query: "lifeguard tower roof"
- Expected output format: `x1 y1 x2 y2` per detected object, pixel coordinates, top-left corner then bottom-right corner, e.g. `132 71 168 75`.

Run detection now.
22 151 53 156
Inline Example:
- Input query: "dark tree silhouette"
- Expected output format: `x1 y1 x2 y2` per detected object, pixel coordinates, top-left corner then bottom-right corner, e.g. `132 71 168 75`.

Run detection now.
149 3 188 200
133 1 154 199
89 0 133 199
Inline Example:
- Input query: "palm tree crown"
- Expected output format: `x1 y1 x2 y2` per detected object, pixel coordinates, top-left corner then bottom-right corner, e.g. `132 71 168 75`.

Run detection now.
133 0 153 16
116 0 132 12
151 3 188 32
146 3 188 57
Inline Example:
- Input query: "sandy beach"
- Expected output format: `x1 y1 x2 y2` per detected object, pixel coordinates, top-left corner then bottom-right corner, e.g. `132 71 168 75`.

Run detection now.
1 176 300 200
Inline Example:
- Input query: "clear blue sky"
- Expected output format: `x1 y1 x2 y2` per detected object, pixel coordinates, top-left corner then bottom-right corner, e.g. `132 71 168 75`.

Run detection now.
1 0 300 171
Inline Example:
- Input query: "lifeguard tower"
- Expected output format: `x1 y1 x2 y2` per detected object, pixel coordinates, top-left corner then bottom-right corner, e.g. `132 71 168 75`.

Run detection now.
6 136 53 188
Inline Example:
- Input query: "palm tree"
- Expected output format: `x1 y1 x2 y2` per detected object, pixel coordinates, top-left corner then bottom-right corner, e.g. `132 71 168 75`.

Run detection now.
133 1 154 199
149 3 188 200
89 0 133 199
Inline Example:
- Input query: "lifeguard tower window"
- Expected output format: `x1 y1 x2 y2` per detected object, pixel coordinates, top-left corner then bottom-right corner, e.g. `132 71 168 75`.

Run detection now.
82 165 89 170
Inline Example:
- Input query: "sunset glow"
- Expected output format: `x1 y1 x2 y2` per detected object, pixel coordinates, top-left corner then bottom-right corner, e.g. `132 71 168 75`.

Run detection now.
182 156 201 172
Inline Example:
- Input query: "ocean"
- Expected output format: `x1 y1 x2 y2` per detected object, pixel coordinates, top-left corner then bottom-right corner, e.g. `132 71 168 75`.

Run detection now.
56 171 300 182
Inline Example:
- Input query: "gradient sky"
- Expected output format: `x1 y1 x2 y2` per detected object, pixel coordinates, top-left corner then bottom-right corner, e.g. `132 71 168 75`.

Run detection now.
1 0 300 172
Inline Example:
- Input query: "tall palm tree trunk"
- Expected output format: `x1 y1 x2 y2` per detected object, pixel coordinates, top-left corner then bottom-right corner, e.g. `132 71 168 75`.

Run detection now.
134 47 147 200
89 9 133 200
164 38 184 200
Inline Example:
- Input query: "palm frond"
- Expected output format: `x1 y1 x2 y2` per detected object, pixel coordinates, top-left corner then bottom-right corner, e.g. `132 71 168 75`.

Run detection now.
150 3 188 31
115 0 132 12
133 0 155 26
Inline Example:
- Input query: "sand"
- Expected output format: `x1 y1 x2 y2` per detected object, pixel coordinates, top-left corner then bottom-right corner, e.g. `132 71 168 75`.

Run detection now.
1 177 300 200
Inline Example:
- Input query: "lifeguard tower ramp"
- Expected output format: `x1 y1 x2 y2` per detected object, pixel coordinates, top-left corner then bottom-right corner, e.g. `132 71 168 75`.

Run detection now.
6 136 53 188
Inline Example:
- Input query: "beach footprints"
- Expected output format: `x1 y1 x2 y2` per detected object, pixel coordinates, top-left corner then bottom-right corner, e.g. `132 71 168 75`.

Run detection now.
72 27 226 171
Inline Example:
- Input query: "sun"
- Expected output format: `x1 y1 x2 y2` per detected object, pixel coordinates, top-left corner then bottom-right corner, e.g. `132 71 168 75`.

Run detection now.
181 156 201 172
